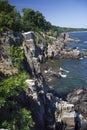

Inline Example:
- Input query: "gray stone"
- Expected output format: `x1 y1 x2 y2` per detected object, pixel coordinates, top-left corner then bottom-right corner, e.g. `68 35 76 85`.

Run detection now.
67 88 87 115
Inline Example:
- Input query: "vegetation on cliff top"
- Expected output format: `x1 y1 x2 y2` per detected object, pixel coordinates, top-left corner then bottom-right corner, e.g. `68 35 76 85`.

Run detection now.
0 0 62 37
0 0 87 36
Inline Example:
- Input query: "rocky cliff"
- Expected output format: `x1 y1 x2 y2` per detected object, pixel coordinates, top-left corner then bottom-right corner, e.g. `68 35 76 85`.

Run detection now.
0 31 85 79
0 32 21 77
67 88 87 116
0 31 87 130
23 31 58 130
23 32 87 130
22 32 81 130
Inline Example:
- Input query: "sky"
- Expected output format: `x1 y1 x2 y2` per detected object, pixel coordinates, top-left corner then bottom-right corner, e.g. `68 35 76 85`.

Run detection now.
9 0 87 28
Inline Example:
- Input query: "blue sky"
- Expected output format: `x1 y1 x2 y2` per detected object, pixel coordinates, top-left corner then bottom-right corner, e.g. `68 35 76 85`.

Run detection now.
9 0 87 28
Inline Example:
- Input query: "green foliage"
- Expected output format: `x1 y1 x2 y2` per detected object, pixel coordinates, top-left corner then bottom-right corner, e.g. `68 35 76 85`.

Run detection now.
0 0 87 34
0 11 11 32
61 27 87 32
1 108 34 130
0 0 14 13
0 72 29 107
8 7 21 31
0 0 21 33
22 8 50 32
9 45 24 71
16 108 34 130
0 0 62 36
0 72 34 130
47 25 62 38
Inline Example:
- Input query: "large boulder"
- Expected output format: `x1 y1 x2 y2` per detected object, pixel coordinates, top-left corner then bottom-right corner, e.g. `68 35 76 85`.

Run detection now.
5 31 23 46
67 88 87 115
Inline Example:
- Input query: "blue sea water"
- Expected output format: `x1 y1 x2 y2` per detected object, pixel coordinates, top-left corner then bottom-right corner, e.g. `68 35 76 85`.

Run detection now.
43 32 87 96
68 32 87 52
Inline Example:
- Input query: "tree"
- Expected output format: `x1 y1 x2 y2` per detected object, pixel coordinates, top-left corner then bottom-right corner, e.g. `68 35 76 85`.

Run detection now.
0 0 21 32
22 8 36 31
0 0 14 13
8 7 21 31
22 8 51 32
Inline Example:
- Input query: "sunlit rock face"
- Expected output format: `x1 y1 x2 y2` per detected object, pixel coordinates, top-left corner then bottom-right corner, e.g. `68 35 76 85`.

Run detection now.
0 31 23 77
23 31 41 76
1 30 87 130
23 32 87 130
67 88 87 115
23 32 56 130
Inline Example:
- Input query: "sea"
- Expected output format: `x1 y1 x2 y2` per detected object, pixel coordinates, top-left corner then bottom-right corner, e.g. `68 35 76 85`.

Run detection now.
42 32 87 97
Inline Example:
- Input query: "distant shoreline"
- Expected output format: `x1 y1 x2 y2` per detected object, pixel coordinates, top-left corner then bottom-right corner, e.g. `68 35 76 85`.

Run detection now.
68 31 87 33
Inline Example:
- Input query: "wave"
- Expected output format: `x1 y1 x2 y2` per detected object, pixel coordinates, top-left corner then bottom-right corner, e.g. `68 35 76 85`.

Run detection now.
58 72 67 78
59 67 69 73
83 41 87 43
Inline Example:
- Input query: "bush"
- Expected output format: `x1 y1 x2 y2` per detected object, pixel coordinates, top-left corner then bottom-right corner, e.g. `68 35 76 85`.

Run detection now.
0 72 34 130
9 45 24 71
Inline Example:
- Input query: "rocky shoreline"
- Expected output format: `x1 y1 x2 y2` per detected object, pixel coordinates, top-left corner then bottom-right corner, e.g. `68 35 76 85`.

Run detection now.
23 31 87 130
0 31 87 130
37 32 87 62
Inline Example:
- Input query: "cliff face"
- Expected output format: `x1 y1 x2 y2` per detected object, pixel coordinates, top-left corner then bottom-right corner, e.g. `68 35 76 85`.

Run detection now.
23 32 78 130
23 32 57 130
23 32 40 76
0 32 24 78
0 31 63 130
67 88 87 116
0 32 18 77
0 31 84 79
1 31 87 130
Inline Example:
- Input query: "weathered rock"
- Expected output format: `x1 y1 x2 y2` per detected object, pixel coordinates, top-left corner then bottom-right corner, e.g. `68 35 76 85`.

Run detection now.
61 49 80 59
23 32 57 130
23 31 86 130
4 31 23 46
67 88 87 116
2 31 87 130
0 32 18 77
23 31 35 40
25 78 57 130
46 32 82 59
23 32 41 76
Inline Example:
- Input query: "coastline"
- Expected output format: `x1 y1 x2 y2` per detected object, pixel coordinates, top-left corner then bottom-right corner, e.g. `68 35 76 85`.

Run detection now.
23 31 87 130
0 31 87 130
68 31 87 33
